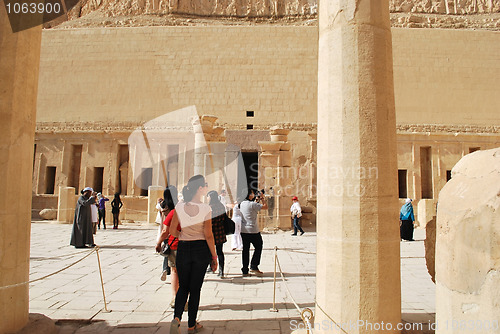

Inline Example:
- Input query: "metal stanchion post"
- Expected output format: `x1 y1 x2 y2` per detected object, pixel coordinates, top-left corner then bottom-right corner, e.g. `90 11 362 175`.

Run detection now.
270 246 278 312
95 246 111 313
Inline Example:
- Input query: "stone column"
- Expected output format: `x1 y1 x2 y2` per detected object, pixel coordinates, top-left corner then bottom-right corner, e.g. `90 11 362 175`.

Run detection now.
258 126 293 230
57 187 77 223
0 5 42 332
315 0 400 332
147 186 164 224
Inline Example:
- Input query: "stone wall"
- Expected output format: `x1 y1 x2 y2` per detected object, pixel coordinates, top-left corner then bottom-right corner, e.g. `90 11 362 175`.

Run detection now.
33 26 500 223
66 0 499 20
36 27 500 127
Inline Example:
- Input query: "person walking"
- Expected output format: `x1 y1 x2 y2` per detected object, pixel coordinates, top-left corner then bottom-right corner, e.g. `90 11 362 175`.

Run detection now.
239 189 267 277
91 192 99 235
400 198 415 241
70 187 96 248
207 190 227 278
111 193 123 229
155 186 180 308
97 193 109 229
231 201 243 251
290 196 304 236
168 175 217 334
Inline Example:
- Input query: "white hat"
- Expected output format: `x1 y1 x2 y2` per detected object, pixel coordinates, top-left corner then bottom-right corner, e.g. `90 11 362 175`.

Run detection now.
405 198 412 203
83 187 93 193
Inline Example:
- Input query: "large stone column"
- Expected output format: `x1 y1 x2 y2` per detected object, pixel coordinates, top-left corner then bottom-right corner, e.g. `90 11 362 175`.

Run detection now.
0 5 42 333
315 0 400 332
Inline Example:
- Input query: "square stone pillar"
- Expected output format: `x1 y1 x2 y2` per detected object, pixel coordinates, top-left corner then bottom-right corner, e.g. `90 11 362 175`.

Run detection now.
57 187 77 223
315 0 401 332
0 5 42 332
147 186 164 224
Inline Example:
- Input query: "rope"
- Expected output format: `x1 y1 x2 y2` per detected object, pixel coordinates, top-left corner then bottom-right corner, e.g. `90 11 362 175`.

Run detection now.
274 250 314 333
273 247 349 334
315 301 349 334
283 249 316 255
0 247 98 290
31 248 98 260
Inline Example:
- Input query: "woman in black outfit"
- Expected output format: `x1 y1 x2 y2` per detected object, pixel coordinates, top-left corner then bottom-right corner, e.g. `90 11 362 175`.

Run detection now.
207 190 227 278
111 193 123 229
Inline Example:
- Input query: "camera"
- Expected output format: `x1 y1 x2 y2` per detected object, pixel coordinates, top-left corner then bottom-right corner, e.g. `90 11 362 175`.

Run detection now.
255 189 265 202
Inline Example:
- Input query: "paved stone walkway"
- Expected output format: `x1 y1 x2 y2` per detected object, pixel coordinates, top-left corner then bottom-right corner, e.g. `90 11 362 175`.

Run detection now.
28 222 434 333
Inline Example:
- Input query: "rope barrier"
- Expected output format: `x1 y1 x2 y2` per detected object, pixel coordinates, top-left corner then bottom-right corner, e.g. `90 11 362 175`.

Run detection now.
270 247 349 334
0 246 111 313
271 247 314 333
0 248 98 290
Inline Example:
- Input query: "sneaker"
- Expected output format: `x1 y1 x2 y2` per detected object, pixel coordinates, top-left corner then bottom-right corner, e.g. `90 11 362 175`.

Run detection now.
300 231 305 236
291 234 297 236
250 269 263 276
242 273 251 277
160 270 168 281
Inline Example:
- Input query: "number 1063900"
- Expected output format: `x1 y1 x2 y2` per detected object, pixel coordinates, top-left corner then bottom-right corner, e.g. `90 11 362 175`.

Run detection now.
5 1 62 14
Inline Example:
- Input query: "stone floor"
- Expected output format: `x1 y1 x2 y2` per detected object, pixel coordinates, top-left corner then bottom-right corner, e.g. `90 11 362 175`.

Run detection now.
27 222 434 333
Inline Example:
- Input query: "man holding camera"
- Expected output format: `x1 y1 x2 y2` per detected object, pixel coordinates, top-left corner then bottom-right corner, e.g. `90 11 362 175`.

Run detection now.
239 188 267 276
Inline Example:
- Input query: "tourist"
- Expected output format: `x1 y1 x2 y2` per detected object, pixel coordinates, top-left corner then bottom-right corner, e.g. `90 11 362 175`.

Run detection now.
207 190 227 278
239 188 267 276
155 196 170 278
97 193 109 229
218 189 228 210
290 196 304 236
231 200 243 251
111 193 123 229
400 198 415 241
70 187 96 248
169 175 217 334
155 186 180 307
91 192 99 235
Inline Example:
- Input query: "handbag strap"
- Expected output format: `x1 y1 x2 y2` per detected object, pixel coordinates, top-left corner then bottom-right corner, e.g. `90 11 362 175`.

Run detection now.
166 236 177 247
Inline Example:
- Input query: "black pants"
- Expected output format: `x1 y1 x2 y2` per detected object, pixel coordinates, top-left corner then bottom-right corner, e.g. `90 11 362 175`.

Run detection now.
241 232 263 274
98 209 106 228
174 240 210 328
216 243 224 272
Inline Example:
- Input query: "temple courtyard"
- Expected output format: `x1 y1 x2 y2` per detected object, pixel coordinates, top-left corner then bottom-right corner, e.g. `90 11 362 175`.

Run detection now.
28 222 434 333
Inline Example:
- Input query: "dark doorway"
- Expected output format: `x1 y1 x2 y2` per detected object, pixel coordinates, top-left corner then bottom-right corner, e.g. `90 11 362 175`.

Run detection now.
241 152 259 192
45 166 56 194
140 168 153 196
420 146 433 199
68 144 82 194
118 145 129 195
398 169 407 199
93 167 104 193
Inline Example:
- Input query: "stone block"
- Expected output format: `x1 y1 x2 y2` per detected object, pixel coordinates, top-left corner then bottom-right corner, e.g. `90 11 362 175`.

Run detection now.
270 135 288 142
57 187 77 223
147 186 164 224
258 141 282 152
279 151 292 167
260 154 279 167
436 147 500 330
39 209 57 220
417 199 436 228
